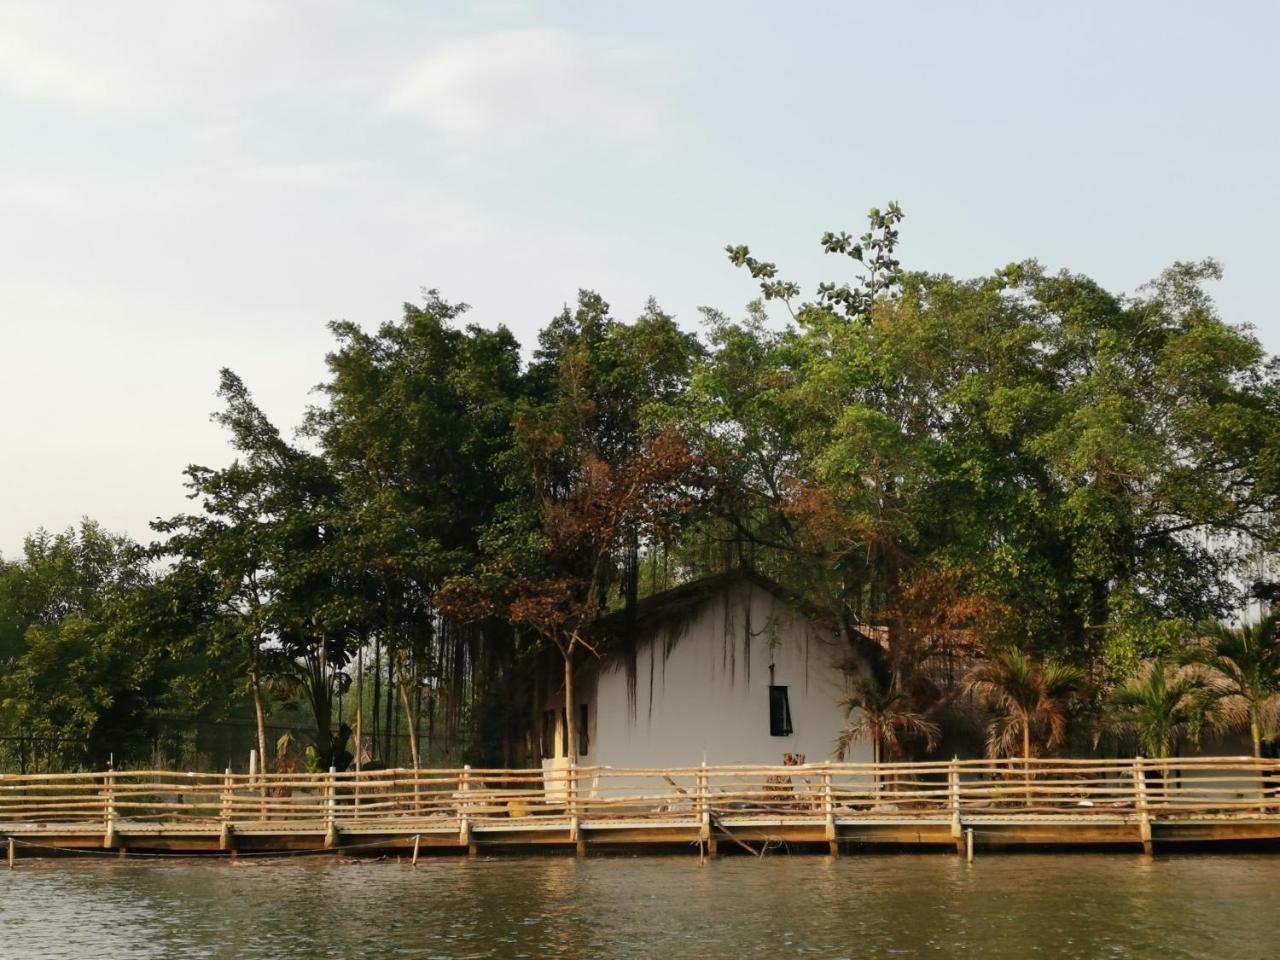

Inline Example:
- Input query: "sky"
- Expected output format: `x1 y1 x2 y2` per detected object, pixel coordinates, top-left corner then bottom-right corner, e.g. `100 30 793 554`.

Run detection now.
2 0 1278 558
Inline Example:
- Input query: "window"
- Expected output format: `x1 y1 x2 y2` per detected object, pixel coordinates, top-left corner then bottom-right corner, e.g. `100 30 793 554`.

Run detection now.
560 707 569 758
578 703 590 757
769 685 793 737
541 710 556 759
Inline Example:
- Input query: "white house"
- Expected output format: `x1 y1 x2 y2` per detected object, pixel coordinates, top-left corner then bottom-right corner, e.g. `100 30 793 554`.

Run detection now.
536 572 872 770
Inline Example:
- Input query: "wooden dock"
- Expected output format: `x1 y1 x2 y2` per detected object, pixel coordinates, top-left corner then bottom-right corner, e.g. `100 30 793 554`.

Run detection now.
3 757 1278 860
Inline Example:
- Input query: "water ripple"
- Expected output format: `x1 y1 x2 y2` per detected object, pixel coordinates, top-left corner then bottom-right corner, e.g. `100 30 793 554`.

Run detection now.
1 853 1277 959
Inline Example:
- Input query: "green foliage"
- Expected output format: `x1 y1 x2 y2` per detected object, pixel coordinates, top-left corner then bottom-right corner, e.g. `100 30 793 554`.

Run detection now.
1106 660 1211 759
1187 613 1280 756
0 523 230 767
836 674 940 764
689 206 1280 681
964 647 1087 758
6 204 1280 771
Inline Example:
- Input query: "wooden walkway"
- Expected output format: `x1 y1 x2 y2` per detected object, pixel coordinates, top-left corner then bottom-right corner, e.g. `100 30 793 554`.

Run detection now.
3 757 1278 860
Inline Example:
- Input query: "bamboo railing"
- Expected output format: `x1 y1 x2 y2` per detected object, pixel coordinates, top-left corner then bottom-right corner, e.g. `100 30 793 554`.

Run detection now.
0 757 1276 833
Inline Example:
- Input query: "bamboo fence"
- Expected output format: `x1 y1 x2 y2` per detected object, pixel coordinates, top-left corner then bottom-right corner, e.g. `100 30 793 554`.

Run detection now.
1 756 1276 832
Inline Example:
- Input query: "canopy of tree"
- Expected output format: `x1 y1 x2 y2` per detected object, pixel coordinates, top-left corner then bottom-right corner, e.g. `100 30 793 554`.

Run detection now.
5 206 1280 771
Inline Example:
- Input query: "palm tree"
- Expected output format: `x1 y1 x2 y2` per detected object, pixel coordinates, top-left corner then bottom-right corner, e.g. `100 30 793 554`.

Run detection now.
964 647 1086 760
964 647 1085 803
1107 659 1212 760
836 676 941 767
1187 614 1280 758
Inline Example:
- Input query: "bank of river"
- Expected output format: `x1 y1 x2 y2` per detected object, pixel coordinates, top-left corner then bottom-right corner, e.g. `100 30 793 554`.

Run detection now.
1 853 1276 959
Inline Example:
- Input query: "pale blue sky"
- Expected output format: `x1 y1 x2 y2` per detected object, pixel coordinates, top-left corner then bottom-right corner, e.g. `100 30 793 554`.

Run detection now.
2 1 1278 555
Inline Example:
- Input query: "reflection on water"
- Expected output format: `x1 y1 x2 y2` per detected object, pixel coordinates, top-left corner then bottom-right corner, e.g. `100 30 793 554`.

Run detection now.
1 852 1277 959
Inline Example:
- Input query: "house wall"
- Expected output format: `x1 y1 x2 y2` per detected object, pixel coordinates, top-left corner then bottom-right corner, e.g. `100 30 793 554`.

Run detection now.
571 582 867 768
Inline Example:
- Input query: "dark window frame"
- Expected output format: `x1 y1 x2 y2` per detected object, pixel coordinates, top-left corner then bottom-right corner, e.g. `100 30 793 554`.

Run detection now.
768 685 793 737
541 709 556 759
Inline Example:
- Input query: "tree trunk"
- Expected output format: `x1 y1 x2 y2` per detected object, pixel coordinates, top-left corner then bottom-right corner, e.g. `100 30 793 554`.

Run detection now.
1251 710 1262 759
384 652 395 764
372 636 382 761
563 646 577 764
872 737 882 794
398 670 420 771
414 678 423 768
1022 717 1032 806
397 667 421 808
250 663 268 775
354 644 364 774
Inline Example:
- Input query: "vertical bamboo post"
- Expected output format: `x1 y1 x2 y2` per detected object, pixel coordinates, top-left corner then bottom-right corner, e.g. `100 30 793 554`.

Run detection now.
1132 756 1153 855
459 764 474 856
219 766 234 851
324 765 338 849
7 837 14 869
965 827 974 863
249 749 263 822
698 761 715 859
220 766 233 822
823 766 837 856
569 761 584 858
102 770 118 850
949 757 963 855
1257 757 1270 816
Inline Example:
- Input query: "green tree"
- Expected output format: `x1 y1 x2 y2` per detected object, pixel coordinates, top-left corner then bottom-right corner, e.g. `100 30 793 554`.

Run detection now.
1106 659 1212 759
963 647 1086 760
0 522 226 769
694 205 1280 704
309 290 524 765
444 292 706 763
156 370 351 768
1188 614 1280 758
836 675 940 766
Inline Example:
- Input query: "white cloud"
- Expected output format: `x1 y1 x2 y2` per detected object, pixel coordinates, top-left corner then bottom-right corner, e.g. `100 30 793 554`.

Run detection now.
387 29 673 149
0 1 289 113
241 161 371 187
0 3 160 111
0 175 189 218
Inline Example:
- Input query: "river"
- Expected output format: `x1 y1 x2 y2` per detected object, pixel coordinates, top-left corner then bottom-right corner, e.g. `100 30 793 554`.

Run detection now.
1 853 1276 959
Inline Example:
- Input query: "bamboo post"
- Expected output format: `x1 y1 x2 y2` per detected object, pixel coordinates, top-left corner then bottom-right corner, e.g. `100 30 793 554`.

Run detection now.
949 757 963 855
1132 756 1153 855
569 761 584 858
697 761 714 859
1257 758 1270 816
965 827 974 864
219 766 235 851
102 770 118 850
411 833 421 867
7 837 14 870
822 767 837 856
459 764 474 856
249 749 264 822
324 765 339 849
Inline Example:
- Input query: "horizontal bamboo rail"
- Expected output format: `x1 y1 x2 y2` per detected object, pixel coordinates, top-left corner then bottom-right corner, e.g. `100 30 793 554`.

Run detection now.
1 757 1277 856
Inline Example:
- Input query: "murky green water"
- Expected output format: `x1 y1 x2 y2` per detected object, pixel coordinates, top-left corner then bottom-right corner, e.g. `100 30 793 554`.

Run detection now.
1 853 1276 959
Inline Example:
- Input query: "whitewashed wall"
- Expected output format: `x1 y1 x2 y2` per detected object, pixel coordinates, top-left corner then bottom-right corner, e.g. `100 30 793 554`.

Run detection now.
566 582 868 768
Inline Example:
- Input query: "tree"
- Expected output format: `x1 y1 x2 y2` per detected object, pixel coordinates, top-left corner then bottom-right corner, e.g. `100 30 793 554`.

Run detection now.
836 675 940 766
964 647 1086 760
155 370 351 769
309 290 524 765
1188 614 1280 758
444 293 706 763
0 522 228 769
695 207 1280 703
1107 659 1212 759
